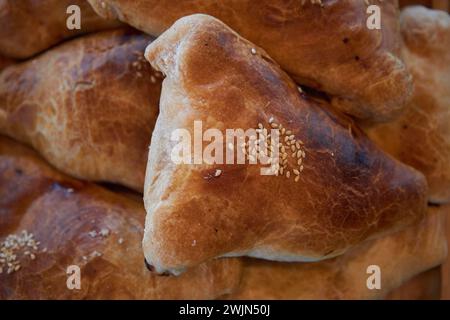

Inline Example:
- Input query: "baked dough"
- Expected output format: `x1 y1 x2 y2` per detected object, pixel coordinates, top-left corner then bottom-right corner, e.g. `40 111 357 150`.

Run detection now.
0 55 14 71
386 267 442 300
142 14 428 275
88 0 412 122
368 7 450 203
0 136 242 299
229 205 447 299
0 0 122 59
0 29 161 191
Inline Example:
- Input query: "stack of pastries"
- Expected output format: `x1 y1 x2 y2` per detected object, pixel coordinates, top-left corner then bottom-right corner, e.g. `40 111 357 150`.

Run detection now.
0 0 448 299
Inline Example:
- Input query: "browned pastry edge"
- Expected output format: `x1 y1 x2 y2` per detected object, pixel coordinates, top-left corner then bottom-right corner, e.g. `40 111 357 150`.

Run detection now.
0 0 123 59
0 28 162 192
386 267 442 300
142 14 427 275
0 55 14 71
367 6 450 203
0 136 242 299
400 0 449 12
87 0 413 123
227 205 447 299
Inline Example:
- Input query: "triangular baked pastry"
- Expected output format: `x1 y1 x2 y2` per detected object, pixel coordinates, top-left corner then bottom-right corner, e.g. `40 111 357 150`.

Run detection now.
142 15 427 275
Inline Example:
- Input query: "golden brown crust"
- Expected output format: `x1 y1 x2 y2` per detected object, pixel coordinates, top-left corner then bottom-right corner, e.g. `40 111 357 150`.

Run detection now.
142 14 427 275
0 28 161 192
400 1 449 12
400 0 432 7
367 7 450 203
88 0 412 122
228 206 447 300
0 0 122 59
0 55 14 71
0 136 242 299
386 267 442 300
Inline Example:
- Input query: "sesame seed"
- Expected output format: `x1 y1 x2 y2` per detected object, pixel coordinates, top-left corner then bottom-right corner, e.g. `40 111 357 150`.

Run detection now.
118 238 124 244
1 230 39 275
214 169 222 177
99 228 110 237
256 121 306 181
295 176 300 182
91 251 102 258
251 48 257 55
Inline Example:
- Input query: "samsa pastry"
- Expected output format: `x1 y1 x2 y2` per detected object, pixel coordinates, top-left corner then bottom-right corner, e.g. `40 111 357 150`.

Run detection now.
0 29 161 192
142 14 427 275
0 136 241 299
368 7 450 203
88 0 412 122
0 0 122 59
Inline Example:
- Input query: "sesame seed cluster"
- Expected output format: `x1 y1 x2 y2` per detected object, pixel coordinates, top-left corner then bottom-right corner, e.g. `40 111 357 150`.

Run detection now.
88 227 110 238
0 230 41 275
132 51 163 83
240 117 306 182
